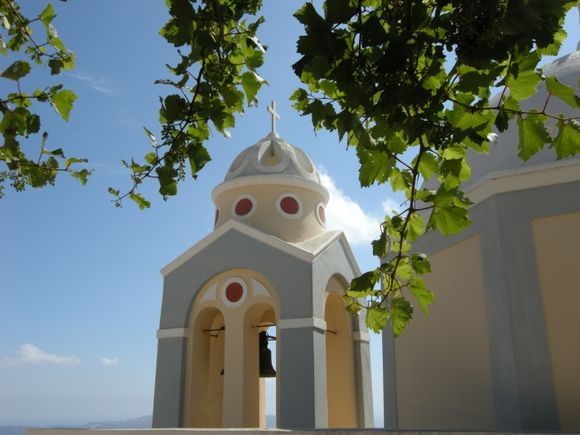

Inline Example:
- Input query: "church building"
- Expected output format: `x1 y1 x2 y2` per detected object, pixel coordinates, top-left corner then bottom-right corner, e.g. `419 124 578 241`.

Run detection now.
383 49 580 433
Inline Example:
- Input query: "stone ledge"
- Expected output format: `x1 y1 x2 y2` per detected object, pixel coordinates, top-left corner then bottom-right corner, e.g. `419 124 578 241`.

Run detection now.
26 429 576 435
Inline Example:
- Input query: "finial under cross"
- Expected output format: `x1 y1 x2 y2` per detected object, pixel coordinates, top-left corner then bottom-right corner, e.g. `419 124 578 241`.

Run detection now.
267 101 280 135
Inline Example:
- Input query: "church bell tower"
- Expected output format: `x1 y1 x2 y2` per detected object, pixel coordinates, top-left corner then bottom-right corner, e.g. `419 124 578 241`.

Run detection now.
152 103 374 429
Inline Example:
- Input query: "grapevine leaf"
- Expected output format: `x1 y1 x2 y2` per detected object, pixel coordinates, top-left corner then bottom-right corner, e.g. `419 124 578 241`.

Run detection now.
51 90 77 121
517 113 549 160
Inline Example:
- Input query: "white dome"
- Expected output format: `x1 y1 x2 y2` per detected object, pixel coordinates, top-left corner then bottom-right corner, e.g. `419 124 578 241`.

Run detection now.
465 50 580 189
224 132 321 184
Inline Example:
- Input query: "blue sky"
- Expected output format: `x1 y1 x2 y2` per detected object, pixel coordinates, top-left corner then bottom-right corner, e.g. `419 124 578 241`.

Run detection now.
1 1 578 427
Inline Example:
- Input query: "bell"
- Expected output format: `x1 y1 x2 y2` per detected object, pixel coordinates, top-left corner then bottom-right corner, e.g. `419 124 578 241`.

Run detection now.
259 331 276 378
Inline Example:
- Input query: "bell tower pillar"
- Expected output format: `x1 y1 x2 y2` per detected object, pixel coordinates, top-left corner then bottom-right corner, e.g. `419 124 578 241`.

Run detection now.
278 319 328 428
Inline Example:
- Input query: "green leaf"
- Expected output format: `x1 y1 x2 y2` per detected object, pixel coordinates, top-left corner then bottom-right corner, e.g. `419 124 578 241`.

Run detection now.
442 146 466 160
366 305 388 333
418 152 438 181
324 0 356 23
407 212 425 241
39 4 56 29
156 164 178 196
71 169 90 185
395 258 412 280
391 297 413 337
357 148 395 187
143 127 158 147
144 152 157 164
517 113 549 160
162 94 187 122
506 52 542 100
552 121 580 159
411 253 431 274
545 76 580 108
372 232 389 258
51 90 77 121
130 192 151 210
349 270 379 297
48 59 64 75
241 71 261 105
431 204 471 236
1 61 31 80
495 107 509 132
408 277 434 315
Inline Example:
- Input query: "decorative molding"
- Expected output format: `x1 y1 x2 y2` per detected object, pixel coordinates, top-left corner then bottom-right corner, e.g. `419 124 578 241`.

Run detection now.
252 278 271 297
467 159 580 205
157 328 189 339
199 282 217 304
278 317 327 331
353 331 371 342
212 174 330 202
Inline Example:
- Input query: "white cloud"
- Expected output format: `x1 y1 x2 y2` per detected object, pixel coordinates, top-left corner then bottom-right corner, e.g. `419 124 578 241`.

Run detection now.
101 357 119 367
381 198 402 216
71 72 113 94
0 343 80 367
318 168 381 245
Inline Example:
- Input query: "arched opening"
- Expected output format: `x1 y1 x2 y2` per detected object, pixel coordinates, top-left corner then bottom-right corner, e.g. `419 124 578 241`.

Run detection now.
185 307 225 427
244 302 277 428
325 276 358 428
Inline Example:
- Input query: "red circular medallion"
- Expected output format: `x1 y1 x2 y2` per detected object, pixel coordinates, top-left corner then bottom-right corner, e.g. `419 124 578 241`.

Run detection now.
280 196 299 215
235 198 253 216
225 282 244 302
318 205 326 224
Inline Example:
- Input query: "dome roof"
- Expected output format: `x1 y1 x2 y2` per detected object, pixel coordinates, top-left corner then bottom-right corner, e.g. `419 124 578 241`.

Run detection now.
224 132 322 184
465 50 580 189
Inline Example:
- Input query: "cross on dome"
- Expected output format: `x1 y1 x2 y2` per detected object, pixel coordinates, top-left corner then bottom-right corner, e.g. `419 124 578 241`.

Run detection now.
267 100 280 135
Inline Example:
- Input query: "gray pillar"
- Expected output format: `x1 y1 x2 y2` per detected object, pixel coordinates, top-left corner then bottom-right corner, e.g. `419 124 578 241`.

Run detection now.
353 333 374 428
495 193 560 430
382 323 397 430
152 337 187 428
478 199 522 430
277 324 328 429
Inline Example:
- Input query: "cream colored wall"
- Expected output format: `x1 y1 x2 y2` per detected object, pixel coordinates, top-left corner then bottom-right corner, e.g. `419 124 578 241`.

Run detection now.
185 269 279 428
185 309 224 427
214 185 326 243
325 279 358 428
532 212 580 431
394 235 495 430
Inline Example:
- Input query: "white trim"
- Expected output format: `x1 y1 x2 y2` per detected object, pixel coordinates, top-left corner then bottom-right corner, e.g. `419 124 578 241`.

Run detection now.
276 192 304 219
353 331 371 342
466 159 580 205
278 317 327 331
212 174 329 202
231 193 257 219
337 233 362 276
157 328 189 339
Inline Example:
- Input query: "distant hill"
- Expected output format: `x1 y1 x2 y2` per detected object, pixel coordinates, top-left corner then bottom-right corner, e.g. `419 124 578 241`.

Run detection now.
0 415 152 435
0 415 284 434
